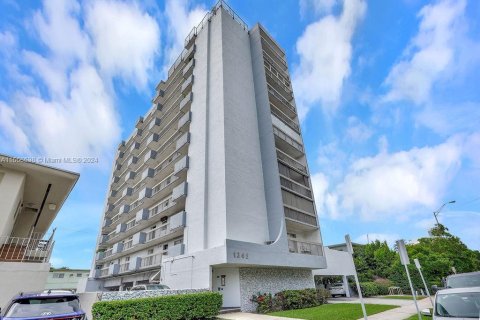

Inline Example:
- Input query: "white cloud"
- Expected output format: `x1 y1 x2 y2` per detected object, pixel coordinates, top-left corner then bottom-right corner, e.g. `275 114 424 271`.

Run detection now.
416 102 480 137
24 65 120 159
0 0 161 166
300 0 339 16
345 116 372 142
311 172 329 217
0 101 29 153
293 0 366 118
383 0 466 104
32 0 90 67
86 0 160 88
355 233 400 246
164 0 207 67
312 136 475 221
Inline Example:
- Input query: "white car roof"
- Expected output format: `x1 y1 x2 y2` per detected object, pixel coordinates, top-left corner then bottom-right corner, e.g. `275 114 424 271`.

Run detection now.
437 286 480 294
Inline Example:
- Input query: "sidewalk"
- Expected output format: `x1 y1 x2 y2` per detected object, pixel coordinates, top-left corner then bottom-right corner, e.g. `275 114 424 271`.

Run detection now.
218 313 298 320
357 298 432 320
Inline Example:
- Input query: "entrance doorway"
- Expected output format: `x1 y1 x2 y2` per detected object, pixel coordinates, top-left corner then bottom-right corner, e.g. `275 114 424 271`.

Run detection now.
212 268 240 308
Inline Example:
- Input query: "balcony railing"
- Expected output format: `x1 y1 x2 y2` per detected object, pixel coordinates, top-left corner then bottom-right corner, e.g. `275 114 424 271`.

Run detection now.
280 177 312 198
288 239 323 256
119 262 130 273
276 150 307 174
0 232 55 263
273 126 303 153
284 207 318 227
141 253 162 268
99 267 109 277
146 224 169 242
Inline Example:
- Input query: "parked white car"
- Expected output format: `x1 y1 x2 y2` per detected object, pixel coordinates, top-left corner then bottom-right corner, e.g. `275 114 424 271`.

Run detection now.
328 282 346 297
422 287 480 319
130 284 170 291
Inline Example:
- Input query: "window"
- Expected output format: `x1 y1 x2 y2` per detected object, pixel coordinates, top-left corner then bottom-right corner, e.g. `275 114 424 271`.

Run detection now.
163 244 168 250
147 249 154 255
173 238 183 246
77 273 83 277
53 273 65 279
69 274 74 277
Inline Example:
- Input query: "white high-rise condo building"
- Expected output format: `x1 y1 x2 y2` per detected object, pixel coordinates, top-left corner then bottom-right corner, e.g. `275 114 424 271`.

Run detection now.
90 2 327 310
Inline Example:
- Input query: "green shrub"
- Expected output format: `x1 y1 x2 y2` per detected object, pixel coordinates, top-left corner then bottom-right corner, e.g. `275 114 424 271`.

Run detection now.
360 282 380 297
92 291 222 320
250 292 274 314
316 288 331 304
275 289 319 311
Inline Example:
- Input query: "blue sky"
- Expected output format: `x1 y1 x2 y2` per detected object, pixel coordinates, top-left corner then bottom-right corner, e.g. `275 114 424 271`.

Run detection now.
0 0 479 269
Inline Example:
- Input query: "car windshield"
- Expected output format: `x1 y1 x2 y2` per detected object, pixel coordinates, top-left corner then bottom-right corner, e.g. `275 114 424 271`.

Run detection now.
435 292 480 318
146 284 169 290
5 297 81 318
447 274 480 288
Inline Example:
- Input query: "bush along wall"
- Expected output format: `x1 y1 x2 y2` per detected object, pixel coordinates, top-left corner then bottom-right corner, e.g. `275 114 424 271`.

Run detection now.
92 291 222 320
251 288 326 314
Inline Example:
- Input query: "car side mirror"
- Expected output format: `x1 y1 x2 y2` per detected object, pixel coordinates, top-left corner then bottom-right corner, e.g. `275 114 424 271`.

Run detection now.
421 308 432 317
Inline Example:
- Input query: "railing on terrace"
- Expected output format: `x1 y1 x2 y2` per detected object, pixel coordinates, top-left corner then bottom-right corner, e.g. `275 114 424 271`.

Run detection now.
276 149 307 174
146 224 169 242
123 240 133 251
184 0 247 47
271 106 299 133
120 263 130 273
0 232 55 263
141 253 162 268
99 267 109 277
273 126 303 152
288 239 323 256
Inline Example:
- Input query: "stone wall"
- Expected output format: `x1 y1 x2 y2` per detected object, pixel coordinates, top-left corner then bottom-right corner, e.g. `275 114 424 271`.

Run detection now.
239 268 315 312
100 288 209 301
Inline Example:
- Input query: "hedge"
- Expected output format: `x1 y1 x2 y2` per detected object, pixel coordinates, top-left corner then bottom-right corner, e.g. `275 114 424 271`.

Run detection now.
359 282 389 297
251 288 327 314
92 291 222 320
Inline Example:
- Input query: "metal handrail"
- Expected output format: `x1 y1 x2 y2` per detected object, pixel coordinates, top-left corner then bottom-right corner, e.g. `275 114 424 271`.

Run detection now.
0 235 54 263
288 239 323 256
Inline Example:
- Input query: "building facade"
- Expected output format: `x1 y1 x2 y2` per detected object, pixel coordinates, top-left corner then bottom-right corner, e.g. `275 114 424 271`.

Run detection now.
0 154 79 308
90 2 326 310
45 268 90 292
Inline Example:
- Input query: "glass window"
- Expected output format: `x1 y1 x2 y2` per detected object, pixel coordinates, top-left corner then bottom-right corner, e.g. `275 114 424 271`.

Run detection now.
435 292 480 318
5 297 81 317
77 273 83 277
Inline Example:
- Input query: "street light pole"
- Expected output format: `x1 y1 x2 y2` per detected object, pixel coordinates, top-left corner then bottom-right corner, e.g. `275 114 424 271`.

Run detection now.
433 200 455 225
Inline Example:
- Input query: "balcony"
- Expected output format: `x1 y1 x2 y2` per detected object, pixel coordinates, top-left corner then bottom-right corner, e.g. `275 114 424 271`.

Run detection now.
147 117 161 131
280 177 312 199
143 150 157 165
172 182 187 201
119 262 130 273
181 75 194 95
174 156 189 178
265 67 292 100
180 93 193 113
98 267 109 278
271 106 299 133
273 126 304 158
288 239 323 256
176 132 190 150
277 150 307 175
183 58 195 78
284 207 318 228
108 263 120 276
268 85 296 118
0 233 55 263
95 251 105 260
141 253 162 269
178 111 191 132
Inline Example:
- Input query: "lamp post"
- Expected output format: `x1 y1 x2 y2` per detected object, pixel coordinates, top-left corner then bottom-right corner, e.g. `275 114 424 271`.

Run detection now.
433 200 455 225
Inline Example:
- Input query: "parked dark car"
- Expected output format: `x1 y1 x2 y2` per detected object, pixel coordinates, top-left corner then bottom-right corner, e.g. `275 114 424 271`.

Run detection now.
0 292 86 320
432 271 480 293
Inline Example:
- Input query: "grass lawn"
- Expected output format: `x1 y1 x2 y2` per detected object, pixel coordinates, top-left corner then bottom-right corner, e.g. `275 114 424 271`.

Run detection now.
404 314 429 320
381 295 426 300
268 303 398 320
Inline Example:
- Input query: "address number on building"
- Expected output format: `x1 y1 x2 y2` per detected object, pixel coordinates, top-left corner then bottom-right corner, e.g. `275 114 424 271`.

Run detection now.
233 251 248 259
